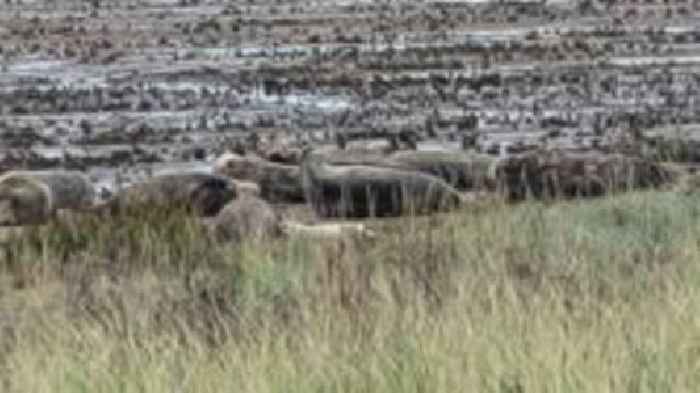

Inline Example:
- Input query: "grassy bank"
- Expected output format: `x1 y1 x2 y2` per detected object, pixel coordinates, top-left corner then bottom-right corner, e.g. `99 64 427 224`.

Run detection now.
2 191 700 392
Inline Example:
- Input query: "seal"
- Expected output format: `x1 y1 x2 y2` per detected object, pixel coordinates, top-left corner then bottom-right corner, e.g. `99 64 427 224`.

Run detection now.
386 150 498 191
0 170 95 226
493 150 677 201
209 195 282 243
214 153 304 203
300 148 464 218
103 172 236 217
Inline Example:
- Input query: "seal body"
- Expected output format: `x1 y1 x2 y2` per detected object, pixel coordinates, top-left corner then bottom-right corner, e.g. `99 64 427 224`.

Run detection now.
494 151 675 201
210 195 282 243
386 150 498 191
0 170 94 225
214 153 304 203
106 172 236 217
301 152 463 219
309 150 498 192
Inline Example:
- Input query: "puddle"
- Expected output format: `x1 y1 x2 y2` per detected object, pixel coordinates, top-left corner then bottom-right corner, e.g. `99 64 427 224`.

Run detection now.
610 56 700 66
416 141 463 152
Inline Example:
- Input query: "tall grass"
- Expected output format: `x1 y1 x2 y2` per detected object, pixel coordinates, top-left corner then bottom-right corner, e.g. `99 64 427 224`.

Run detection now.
2 191 700 392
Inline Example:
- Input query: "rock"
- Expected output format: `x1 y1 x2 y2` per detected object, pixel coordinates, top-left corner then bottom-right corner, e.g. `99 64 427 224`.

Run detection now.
0 170 95 226
494 150 677 201
103 172 236 217
210 196 282 243
214 153 304 203
301 148 464 218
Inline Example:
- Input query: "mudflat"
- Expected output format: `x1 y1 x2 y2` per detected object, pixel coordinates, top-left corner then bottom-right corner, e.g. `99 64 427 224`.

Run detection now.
1 0 699 201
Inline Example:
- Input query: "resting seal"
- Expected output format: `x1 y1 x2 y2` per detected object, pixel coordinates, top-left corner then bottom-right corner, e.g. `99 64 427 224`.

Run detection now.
0 170 95 225
103 172 236 217
301 148 463 218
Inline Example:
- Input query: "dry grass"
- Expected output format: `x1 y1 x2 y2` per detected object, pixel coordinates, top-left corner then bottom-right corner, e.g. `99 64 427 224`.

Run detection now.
2 191 700 392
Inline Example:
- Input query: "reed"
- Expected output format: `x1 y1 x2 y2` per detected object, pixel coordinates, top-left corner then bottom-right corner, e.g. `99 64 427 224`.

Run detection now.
2 190 700 392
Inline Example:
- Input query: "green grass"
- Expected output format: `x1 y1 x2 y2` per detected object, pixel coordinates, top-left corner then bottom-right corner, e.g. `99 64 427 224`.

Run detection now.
2 191 700 392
